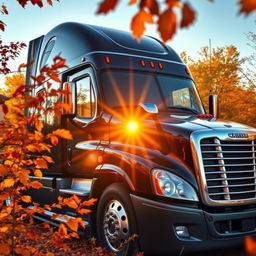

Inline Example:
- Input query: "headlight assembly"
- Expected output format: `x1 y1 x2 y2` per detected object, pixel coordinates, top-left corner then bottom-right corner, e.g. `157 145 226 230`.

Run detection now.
152 169 198 202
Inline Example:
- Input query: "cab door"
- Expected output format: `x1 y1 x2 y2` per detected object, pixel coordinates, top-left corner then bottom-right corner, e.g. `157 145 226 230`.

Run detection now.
63 66 103 177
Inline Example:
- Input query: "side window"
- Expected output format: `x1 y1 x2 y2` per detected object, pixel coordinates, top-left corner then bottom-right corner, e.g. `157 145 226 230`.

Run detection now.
76 76 95 118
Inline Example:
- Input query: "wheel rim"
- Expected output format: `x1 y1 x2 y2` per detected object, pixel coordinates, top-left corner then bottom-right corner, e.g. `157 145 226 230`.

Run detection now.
103 199 130 252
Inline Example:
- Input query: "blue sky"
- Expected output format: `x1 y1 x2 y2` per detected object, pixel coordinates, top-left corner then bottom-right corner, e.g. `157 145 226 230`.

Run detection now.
1 0 256 71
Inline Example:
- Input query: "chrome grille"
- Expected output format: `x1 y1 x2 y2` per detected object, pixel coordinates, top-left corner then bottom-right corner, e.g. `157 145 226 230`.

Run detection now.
201 138 256 201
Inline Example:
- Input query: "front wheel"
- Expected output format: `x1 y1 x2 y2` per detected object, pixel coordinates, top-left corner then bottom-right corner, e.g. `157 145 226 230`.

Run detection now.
96 183 138 256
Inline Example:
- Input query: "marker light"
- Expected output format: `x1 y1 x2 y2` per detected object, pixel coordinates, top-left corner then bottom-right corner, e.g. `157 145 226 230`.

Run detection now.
140 60 146 67
127 120 138 133
158 62 163 69
105 56 111 64
150 61 155 68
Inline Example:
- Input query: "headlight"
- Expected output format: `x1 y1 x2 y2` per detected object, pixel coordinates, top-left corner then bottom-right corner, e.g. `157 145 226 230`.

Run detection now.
152 169 198 202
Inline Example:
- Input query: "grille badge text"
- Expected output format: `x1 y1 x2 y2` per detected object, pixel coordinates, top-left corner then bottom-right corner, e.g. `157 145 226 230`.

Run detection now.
228 133 249 138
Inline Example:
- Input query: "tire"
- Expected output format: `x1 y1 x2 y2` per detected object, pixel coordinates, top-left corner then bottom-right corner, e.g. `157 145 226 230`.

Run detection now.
96 183 139 256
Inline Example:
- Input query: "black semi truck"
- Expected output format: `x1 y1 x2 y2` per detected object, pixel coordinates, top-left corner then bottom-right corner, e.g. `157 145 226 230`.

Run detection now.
26 22 256 255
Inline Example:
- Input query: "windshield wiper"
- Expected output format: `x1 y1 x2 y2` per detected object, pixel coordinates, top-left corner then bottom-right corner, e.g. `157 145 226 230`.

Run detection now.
168 106 200 115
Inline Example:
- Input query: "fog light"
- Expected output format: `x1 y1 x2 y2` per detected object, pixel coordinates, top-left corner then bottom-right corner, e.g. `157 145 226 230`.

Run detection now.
175 226 190 238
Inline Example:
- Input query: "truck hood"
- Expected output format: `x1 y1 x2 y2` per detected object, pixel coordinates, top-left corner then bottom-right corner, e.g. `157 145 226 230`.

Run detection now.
158 113 254 140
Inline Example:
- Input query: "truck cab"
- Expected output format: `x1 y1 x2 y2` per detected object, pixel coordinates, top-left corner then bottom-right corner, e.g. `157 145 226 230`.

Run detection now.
26 22 256 255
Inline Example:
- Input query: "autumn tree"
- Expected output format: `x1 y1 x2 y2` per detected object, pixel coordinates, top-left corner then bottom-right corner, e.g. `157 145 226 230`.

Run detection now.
0 57 99 256
181 45 256 127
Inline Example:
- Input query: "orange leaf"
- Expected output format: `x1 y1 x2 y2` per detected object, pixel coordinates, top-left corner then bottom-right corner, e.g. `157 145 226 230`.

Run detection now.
29 181 43 189
64 198 78 209
0 165 8 177
49 135 58 146
52 129 72 140
157 7 177 42
82 198 98 207
42 155 54 163
66 218 78 232
165 0 181 8
97 0 119 14
180 2 196 28
46 0 53 6
27 230 37 240
0 243 10 255
34 169 43 178
3 178 15 188
21 195 31 203
77 208 91 215
35 158 48 169
52 56 68 69
239 0 256 15
58 223 67 236
245 236 256 256
131 9 154 40
128 0 137 5
35 119 43 132
1 5 8 15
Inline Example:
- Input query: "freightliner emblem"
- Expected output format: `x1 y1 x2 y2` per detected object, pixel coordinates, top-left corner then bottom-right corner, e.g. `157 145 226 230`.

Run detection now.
228 133 249 138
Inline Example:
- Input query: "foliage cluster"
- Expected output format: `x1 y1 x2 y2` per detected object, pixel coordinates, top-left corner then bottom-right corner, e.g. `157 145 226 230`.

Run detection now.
0 57 97 256
182 45 256 128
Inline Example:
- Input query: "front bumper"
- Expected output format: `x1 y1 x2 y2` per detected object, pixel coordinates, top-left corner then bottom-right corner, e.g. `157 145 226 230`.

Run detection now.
131 194 256 255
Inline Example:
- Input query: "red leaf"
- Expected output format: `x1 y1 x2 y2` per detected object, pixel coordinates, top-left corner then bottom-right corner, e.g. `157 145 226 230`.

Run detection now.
140 0 159 15
157 7 177 42
1 5 8 15
239 0 256 15
31 0 43 7
97 0 119 14
180 2 196 28
47 0 53 6
17 0 28 8
131 9 154 40
0 21 6 32
2 103 8 115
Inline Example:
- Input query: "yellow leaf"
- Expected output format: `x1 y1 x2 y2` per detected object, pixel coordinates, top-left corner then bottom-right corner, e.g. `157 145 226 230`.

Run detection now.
21 195 31 203
2 178 14 188
0 226 8 233
34 169 43 178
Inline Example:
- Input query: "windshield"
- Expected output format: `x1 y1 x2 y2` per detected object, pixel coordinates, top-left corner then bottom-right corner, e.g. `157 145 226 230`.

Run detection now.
101 70 205 114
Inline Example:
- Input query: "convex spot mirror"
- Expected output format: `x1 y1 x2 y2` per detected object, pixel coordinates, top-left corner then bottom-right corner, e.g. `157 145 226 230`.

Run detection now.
139 103 158 114
63 82 76 116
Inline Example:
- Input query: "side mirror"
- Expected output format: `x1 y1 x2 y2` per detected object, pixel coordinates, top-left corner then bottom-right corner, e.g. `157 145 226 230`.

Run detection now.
139 103 158 114
63 82 76 115
209 94 218 119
